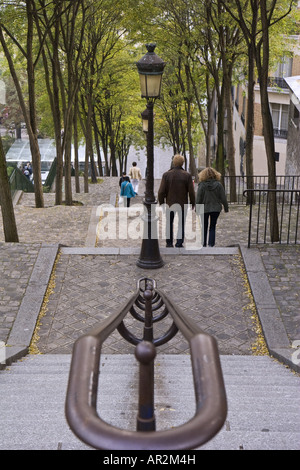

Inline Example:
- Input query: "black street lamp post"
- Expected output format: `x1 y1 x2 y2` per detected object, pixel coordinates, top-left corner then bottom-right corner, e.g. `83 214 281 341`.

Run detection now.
136 44 165 269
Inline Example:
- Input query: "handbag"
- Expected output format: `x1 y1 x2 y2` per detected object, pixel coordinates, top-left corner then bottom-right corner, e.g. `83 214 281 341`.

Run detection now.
119 182 129 206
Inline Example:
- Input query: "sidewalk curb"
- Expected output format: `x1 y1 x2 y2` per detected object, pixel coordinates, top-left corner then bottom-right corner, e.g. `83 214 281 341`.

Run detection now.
60 246 240 255
240 244 299 373
12 190 23 206
85 206 99 247
2 243 60 368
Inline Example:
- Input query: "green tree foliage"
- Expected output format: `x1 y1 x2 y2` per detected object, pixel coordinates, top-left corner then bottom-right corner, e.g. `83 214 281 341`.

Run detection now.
0 0 45 208
0 0 298 212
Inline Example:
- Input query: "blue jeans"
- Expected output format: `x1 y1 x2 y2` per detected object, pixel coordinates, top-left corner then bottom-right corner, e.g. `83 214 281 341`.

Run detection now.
203 212 220 247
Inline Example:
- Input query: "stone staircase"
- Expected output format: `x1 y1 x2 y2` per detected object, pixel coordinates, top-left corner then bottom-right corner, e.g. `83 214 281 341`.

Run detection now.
0 354 299 450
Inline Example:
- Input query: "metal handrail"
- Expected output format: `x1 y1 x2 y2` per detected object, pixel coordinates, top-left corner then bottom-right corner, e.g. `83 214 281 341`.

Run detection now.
65 278 227 450
243 188 300 247
224 175 300 205
44 157 57 189
9 167 35 198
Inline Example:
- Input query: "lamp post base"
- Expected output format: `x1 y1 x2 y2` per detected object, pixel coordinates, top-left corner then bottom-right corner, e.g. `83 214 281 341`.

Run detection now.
136 203 164 269
136 242 164 269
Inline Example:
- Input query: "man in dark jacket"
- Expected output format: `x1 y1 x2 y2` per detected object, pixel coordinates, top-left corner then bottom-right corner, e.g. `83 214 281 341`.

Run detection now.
158 154 195 247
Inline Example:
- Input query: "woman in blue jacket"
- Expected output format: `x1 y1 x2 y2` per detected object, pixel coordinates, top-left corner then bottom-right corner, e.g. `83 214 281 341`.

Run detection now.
120 176 137 207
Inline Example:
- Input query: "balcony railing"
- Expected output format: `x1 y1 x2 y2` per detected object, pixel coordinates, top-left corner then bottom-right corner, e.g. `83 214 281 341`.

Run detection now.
273 128 288 139
257 77 289 89
267 77 289 89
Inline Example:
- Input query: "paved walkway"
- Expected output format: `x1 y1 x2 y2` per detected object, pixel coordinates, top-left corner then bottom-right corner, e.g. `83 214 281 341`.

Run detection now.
0 177 299 372
34 249 256 356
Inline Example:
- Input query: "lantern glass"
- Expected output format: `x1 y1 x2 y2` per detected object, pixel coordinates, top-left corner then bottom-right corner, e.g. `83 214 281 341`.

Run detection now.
142 118 148 133
139 73 163 99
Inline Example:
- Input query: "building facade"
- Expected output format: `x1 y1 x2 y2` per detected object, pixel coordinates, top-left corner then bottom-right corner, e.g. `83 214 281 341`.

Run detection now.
284 75 300 180
231 46 300 177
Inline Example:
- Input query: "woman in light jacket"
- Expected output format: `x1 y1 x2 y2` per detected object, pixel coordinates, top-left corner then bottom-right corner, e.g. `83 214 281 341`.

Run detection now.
120 176 137 207
196 167 229 247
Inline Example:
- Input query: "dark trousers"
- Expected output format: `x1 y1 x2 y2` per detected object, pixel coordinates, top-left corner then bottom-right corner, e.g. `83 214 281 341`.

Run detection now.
203 212 220 247
166 208 186 246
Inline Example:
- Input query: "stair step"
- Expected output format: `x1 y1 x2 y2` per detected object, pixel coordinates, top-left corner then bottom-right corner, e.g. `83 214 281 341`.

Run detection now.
6 352 294 368
3 432 300 451
0 354 299 450
5 353 296 372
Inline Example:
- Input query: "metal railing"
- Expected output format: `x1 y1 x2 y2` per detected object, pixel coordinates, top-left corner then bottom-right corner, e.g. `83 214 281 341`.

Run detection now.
9 167 35 199
7 158 57 198
243 189 300 247
65 278 227 450
257 76 289 89
267 76 289 89
224 175 300 205
43 157 57 190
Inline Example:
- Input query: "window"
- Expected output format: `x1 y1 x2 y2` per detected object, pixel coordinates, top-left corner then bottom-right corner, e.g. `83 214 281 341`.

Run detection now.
268 57 293 88
274 57 293 78
270 103 289 138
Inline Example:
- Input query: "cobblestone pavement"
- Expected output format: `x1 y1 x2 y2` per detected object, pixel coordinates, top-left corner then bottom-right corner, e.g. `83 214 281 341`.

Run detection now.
35 252 256 356
0 243 41 343
0 177 250 247
259 245 300 344
0 177 299 363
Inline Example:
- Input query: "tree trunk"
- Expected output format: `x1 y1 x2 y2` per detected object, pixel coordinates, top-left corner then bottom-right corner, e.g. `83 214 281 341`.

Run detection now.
109 137 118 176
16 123 21 139
188 65 212 170
205 77 214 167
40 42 64 205
216 80 225 180
93 115 103 177
84 143 89 193
259 81 279 241
256 1 279 242
223 68 237 202
86 91 97 183
78 94 89 193
186 101 198 180
53 103 64 205
108 114 118 176
0 137 19 242
64 102 73 205
245 43 256 205
185 65 198 181
26 0 44 208
52 14 64 205
0 20 44 209
73 96 80 193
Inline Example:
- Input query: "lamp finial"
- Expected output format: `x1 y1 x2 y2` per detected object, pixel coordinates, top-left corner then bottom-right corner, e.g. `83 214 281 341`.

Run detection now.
146 43 156 53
